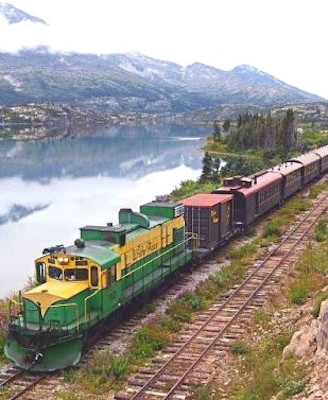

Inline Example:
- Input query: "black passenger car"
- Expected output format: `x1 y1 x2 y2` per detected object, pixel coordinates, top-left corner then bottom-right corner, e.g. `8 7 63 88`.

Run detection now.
214 172 282 229
269 162 303 200
288 153 320 186
312 145 328 174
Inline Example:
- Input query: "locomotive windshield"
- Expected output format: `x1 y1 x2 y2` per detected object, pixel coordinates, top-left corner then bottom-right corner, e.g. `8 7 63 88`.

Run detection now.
64 268 88 281
48 266 63 280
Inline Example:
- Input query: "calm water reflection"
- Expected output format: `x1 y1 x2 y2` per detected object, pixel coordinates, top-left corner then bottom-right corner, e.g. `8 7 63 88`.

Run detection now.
0 124 209 297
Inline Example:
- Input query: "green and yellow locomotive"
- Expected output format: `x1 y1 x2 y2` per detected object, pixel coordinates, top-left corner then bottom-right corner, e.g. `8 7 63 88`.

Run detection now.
5 200 192 371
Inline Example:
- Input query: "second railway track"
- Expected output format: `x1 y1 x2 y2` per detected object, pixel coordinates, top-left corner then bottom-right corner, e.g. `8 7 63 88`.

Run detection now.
115 192 328 400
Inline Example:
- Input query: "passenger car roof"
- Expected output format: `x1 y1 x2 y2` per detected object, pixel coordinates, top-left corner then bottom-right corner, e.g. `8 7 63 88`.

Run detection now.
269 161 303 176
312 145 328 158
288 152 320 166
218 172 282 198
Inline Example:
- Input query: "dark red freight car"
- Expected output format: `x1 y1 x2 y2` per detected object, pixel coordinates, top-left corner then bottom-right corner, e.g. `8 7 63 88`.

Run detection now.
269 161 303 200
214 172 282 229
312 145 328 174
182 193 233 251
288 152 320 186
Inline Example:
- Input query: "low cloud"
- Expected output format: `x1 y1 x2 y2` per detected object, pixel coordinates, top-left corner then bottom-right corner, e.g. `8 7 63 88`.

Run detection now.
0 15 50 52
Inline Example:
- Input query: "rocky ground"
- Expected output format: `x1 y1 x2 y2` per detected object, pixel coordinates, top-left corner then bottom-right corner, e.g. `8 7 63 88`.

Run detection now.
283 298 328 399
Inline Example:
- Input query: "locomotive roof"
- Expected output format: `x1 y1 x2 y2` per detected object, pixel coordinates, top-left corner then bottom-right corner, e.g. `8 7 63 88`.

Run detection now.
288 152 320 166
67 243 121 269
218 171 282 198
269 161 303 176
182 193 233 207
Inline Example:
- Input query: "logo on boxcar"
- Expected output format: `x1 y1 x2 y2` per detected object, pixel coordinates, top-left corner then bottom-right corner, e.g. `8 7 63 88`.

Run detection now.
211 210 219 224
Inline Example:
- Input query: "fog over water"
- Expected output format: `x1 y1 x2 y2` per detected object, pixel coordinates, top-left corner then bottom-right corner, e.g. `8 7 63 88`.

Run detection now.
0 124 209 297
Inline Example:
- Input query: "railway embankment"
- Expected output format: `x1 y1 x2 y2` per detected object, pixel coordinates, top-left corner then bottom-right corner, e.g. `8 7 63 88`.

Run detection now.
1 181 328 399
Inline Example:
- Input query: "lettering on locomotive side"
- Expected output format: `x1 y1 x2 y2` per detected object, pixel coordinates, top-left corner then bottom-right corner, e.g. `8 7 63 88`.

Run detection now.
132 239 160 262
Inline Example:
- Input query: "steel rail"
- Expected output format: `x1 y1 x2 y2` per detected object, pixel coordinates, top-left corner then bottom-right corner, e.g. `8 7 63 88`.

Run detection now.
8 374 46 400
0 369 24 388
129 193 328 400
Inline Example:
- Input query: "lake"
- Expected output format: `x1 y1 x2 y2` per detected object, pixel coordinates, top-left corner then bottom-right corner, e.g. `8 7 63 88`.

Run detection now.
0 123 210 297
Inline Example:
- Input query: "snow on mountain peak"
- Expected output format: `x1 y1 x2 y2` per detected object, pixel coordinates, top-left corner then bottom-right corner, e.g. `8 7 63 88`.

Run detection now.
0 2 47 25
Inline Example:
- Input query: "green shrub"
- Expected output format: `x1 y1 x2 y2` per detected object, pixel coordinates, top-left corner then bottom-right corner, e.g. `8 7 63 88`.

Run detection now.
280 378 305 397
109 355 132 380
80 351 132 393
181 292 206 311
314 218 328 242
61 368 76 383
311 291 328 318
131 326 169 361
55 392 86 400
211 268 231 287
166 299 193 323
159 315 181 333
229 242 256 260
231 342 248 355
288 284 309 305
193 386 214 400
263 220 281 237
309 181 328 199
254 309 270 328
170 180 218 202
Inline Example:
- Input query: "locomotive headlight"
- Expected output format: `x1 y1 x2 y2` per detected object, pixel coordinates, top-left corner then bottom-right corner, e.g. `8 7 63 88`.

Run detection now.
58 257 69 264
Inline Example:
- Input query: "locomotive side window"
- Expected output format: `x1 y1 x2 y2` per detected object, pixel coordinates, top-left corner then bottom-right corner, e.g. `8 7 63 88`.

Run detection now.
106 265 116 287
64 268 88 281
49 266 63 280
91 266 99 287
36 262 46 283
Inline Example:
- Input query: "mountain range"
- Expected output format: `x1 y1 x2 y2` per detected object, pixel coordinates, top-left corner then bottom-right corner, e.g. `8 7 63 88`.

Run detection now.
0 48 324 114
0 3 325 115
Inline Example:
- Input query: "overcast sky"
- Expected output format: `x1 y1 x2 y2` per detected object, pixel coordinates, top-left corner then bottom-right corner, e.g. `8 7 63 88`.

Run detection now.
2 0 328 99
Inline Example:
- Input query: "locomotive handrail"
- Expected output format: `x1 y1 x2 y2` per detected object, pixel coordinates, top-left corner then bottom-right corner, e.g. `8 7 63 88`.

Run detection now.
84 289 100 327
48 302 80 331
185 231 199 249
8 298 23 318
122 235 194 280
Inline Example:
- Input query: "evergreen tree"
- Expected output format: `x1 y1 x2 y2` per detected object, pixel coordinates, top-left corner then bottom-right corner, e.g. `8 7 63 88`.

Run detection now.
213 120 221 141
226 109 299 157
213 157 222 174
222 119 231 133
199 152 213 183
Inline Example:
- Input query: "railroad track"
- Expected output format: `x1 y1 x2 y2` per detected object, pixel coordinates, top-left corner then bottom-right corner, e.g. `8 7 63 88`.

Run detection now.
115 193 328 400
81 259 227 363
0 366 46 400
